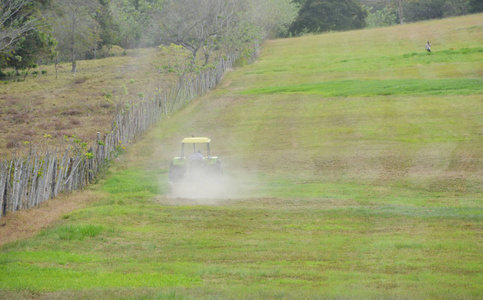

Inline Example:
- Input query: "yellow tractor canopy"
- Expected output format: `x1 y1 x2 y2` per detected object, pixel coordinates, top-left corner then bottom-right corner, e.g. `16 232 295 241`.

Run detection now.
181 137 211 156
182 137 211 144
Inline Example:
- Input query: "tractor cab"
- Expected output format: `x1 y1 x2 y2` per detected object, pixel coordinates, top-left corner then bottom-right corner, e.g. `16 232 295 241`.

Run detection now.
169 137 221 183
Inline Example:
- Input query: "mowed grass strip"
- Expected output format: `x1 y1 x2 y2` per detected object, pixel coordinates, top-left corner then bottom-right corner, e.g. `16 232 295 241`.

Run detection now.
1 190 481 297
1 14 482 298
242 78 483 96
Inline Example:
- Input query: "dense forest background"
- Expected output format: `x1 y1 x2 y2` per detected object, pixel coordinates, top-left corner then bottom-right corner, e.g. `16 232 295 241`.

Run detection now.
1 0 482 76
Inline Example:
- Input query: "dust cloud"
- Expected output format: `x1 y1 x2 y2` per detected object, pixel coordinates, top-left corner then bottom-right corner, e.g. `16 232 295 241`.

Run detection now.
166 168 255 205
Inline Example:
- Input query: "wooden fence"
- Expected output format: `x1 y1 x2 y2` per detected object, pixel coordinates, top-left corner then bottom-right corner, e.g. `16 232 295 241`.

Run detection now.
0 53 237 219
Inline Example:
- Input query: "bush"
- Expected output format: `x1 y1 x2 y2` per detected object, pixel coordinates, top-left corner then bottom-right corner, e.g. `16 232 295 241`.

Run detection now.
365 6 397 28
74 77 88 84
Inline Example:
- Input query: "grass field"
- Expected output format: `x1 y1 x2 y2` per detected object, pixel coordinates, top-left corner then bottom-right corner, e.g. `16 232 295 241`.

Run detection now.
0 14 482 298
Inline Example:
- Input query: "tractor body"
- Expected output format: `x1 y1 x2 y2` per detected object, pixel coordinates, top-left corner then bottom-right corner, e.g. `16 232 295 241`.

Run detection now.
169 137 222 184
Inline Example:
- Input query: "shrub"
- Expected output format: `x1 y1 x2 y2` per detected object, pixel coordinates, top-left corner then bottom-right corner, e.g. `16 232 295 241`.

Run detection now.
23 129 36 136
69 118 81 126
62 109 81 116
53 121 66 130
37 123 50 130
6 135 21 148
74 77 88 84
365 6 397 28
12 112 29 124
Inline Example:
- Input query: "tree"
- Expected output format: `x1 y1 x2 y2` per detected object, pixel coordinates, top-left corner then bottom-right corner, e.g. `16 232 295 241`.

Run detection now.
442 0 469 17
109 0 162 49
468 0 483 13
0 0 41 55
402 0 446 22
1 0 54 76
94 0 117 57
155 0 297 67
365 5 398 28
50 0 100 73
7 30 56 78
156 0 239 66
395 0 404 24
389 0 467 23
289 0 367 35
244 0 299 38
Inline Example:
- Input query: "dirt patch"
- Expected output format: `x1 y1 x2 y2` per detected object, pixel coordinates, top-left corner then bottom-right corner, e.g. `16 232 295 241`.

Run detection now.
0 190 99 246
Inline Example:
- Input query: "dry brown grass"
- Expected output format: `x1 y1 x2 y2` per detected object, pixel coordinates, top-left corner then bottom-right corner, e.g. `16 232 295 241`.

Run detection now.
0 190 102 246
0 48 180 157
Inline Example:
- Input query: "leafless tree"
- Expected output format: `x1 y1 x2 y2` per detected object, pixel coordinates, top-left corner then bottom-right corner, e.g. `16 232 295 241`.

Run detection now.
156 0 297 67
0 0 40 54
156 0 239 66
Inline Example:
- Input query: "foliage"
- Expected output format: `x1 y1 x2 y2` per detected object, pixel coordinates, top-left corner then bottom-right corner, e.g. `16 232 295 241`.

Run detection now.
110 0 162 49
402 0 447 22
442 0 470 17
94 0 118 55
155 0 297 67
0 0 51 72
468 0 483 13
0 0 43 55
50 0 101 71
6 30 56 74
158 44 194 75
243 0 299 39
362 0 474 24
155 0 239 66
365 5 398 28
289 0 367 35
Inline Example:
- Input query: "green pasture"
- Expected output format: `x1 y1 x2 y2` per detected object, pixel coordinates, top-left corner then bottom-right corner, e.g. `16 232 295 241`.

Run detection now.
1 15 482 299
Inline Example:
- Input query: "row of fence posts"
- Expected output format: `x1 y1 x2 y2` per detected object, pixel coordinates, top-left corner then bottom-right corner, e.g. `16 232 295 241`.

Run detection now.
0 53 237 219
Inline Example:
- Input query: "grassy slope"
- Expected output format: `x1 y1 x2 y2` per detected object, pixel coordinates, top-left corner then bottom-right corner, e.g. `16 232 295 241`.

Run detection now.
1 15 482 299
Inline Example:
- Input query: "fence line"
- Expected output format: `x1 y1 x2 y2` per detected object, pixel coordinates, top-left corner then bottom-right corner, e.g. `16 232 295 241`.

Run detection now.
0 53 238 219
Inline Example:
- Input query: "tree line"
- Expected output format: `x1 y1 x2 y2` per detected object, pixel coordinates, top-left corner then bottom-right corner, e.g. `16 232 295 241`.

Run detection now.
290 0 482 35
1 0 482 76
0 0 298 75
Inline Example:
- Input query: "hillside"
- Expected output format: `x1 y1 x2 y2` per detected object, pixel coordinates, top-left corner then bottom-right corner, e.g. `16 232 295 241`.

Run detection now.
0 14 482 298
0 48 178 156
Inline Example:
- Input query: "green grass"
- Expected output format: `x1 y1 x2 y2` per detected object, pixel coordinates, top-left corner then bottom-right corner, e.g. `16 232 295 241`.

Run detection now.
1 14 482 299
242 78 483 96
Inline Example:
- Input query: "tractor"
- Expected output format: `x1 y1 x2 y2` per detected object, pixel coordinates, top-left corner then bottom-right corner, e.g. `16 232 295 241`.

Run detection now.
169 137 222 184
